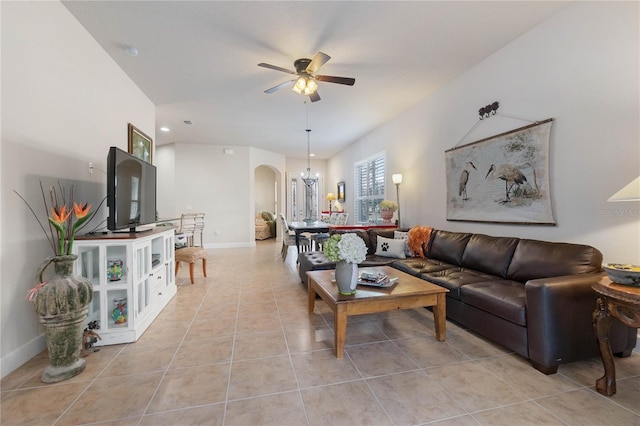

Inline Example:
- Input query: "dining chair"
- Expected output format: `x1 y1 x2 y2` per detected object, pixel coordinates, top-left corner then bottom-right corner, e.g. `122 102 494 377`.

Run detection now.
279 213 310 260
335 212 349 225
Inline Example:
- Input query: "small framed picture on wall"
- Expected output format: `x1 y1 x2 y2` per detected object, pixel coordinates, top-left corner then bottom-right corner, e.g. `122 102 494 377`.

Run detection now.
337 181 345 203
128 123 153 164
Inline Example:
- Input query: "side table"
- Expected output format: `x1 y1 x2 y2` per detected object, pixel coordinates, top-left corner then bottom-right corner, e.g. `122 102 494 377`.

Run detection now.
592 277 640 396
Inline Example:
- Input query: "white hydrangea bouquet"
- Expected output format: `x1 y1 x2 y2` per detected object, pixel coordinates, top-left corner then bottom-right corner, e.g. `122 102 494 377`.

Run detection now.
324 233 367 264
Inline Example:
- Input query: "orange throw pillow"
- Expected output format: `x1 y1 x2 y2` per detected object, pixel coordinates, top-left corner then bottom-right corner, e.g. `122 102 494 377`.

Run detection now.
408 226 433 258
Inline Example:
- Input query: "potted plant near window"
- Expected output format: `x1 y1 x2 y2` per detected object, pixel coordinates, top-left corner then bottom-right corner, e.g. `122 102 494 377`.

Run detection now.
379 200 398 224
16 183 96 383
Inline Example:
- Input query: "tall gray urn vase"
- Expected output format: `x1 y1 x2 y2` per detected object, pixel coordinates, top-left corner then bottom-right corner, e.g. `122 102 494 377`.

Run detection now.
34 255 93 383
335 261 358 295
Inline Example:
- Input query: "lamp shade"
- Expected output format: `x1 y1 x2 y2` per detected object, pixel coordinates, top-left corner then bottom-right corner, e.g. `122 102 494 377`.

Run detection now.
392 174 403 185
326 192 337 201
608 176 640 202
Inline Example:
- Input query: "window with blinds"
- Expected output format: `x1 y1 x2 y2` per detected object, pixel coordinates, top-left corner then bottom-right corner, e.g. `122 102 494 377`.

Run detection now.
353 152 386 223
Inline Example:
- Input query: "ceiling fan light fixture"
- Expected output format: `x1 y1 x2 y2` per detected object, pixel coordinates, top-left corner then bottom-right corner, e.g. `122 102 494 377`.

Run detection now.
304 78 318 95
292 74 318 96
293 76 307 93
260 52 354 101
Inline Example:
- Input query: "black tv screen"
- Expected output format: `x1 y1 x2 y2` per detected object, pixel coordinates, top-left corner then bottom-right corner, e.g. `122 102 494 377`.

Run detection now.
107 146 157 232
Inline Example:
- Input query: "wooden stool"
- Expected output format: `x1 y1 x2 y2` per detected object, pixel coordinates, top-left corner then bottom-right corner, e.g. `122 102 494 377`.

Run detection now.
175 212 207 284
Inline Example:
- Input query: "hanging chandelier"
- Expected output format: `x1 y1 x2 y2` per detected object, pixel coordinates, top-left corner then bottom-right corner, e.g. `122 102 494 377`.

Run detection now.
301 128 317 188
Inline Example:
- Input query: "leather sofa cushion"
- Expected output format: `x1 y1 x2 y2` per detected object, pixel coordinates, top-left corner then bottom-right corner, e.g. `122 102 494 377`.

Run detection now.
421 268 496 300
461 234 519 278
361 255 396 267
392 258 454 277
427 230 472 266
460 281 526 326
506 239 603 283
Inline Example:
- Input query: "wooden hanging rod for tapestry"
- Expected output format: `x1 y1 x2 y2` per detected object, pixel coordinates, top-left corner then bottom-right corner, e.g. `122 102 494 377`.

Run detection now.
479 101 499 119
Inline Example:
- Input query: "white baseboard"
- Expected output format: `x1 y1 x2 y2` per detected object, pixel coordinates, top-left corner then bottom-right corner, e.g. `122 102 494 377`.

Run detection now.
204 242 254 249
1 334 46 379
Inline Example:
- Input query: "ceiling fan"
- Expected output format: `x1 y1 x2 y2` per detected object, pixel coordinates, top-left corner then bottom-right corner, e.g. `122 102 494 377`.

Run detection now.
258 52 355 102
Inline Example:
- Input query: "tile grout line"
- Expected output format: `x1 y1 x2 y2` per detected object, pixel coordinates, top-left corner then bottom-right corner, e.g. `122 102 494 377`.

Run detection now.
220 274 244 425
52 343 128 425
136 276 215 425
274 273 312 426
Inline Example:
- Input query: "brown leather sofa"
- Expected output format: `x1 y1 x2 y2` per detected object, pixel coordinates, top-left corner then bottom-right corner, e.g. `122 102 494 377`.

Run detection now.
298 228 637 374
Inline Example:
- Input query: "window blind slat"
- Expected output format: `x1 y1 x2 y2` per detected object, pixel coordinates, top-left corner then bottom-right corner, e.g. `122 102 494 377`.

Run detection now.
353 153 386 223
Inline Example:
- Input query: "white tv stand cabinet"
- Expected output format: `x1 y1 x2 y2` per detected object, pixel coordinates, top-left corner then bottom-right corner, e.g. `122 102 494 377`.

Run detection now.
73 227 176 346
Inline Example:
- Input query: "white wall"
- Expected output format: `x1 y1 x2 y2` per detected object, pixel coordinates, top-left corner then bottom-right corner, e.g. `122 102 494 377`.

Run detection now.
155 144 176 220
328 1 640 264
1 1 155 377
157 144 287 246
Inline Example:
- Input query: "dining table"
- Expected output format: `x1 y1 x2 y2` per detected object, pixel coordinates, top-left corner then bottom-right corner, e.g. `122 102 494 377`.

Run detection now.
287 221 330 254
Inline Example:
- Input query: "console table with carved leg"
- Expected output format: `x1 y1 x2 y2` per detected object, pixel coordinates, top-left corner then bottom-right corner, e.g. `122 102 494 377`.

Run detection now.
592 277 640 396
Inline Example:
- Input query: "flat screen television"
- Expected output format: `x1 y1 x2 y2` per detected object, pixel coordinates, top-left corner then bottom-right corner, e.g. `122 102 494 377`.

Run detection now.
107 146 157 232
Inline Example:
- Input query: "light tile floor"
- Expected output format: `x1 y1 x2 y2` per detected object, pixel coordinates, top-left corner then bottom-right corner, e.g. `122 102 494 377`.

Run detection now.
2 240 639 425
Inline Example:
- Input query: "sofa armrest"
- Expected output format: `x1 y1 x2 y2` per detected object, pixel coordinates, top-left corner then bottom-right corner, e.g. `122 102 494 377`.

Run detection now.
525 272 604 372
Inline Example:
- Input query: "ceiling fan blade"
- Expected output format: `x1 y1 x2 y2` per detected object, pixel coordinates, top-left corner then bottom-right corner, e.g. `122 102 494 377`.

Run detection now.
306 52 331 74
316 75 355 86
258 62 297 75
309 91 321 103
264 80 294 94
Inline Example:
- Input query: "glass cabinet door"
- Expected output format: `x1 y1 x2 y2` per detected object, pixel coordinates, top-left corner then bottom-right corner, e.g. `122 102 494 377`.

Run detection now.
107 289 129 329
77 246 100 285
134 243 150 282
133 242 152 320
164 233 175 290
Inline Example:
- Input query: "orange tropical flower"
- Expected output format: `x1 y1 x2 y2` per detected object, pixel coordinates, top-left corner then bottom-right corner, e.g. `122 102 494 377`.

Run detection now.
51 205 71 224
73 202 91 219
15 182 98 260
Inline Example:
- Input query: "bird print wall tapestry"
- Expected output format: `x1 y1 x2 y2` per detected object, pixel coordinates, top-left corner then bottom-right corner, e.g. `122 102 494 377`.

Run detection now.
445 118 555 225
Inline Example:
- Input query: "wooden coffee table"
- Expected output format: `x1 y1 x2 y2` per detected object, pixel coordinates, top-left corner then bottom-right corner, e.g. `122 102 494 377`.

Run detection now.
307 266 448 358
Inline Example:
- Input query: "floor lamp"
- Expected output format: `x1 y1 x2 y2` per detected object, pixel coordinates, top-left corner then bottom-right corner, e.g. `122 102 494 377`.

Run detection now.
392 174 403 228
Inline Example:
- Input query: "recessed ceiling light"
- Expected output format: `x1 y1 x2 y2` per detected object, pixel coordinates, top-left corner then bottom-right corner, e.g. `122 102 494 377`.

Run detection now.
124 46 138 57
310 153 316 157
160 126 170 132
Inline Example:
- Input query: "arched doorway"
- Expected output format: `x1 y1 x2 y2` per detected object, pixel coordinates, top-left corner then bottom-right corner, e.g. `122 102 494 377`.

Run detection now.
254 165 277 240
